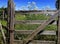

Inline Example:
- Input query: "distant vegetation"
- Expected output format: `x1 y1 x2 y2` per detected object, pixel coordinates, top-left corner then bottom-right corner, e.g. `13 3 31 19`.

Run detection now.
15 13 50 20
0 10 57 42
0 13 57 31
0 0 58 43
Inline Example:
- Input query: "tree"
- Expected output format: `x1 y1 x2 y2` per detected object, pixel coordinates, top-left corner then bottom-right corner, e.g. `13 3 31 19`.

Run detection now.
27 2 32 10
0 7 7 15
55 0 59 9
44 6 51 16
27 2 38 10
3 7 7 15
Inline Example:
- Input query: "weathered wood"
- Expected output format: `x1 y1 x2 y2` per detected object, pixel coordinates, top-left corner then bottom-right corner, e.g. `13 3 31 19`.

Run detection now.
15 20 57 24
15 30 56 35
14 40 56 44
23 10 60 44
15 20 45 24
57 1 60 43
2 10 4 20
0 22 6 44
57 14 60 44
7 0 15 44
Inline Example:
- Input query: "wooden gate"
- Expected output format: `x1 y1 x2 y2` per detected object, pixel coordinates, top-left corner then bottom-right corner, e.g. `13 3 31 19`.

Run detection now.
1 0 60 44
13 10 60 44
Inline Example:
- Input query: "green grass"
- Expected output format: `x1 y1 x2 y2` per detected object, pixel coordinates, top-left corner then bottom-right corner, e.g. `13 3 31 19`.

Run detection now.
34 35 57 41
0 32 4 44
26 14 50 20
15 24 57 31
1 14 56 31
14 34 57 41
0 20 7 26
0 14 57 31
15 14 26 20
15 14 50 20
0 13 58 42
15 24 40 30
45 24 57 31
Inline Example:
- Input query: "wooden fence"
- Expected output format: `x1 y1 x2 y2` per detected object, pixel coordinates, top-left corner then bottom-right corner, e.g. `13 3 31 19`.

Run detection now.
14 40 56 44
15 30 56 35
0 0 60 44
14 10 60 44
15 20 56 24
14 9 58 44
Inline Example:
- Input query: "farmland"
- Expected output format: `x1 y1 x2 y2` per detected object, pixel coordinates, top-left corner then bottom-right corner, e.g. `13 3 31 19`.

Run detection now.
0 13 57 44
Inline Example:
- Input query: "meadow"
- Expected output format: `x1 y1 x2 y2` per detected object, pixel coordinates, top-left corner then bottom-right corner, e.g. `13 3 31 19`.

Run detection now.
0 13 57 43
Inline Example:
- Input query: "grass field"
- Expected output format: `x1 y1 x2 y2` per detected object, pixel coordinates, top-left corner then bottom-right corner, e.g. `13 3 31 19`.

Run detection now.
0 14 57 42
15 14 50 20
0 14 57 30
15 24 57 31
0 14 57 31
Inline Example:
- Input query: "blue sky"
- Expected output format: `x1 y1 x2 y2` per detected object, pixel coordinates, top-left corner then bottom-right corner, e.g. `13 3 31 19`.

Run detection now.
0 0 56 10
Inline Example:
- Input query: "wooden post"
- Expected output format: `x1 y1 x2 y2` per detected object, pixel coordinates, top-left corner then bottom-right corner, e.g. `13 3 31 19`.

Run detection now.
7 0 15 44
57 14 60 44
0 22 6 44
56 0 60 10
56 0 60 44
2 10 4 20
6 0 10 43
59 0 60 9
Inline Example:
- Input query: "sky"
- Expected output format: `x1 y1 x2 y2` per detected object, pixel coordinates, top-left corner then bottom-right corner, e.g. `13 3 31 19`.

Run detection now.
0 0 56 10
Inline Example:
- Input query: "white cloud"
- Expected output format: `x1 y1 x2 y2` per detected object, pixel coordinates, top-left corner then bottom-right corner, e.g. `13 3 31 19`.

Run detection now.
32 2 36 5
16 1 39 10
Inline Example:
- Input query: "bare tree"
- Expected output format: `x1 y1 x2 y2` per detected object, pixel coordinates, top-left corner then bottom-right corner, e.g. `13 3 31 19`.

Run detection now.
27 2 32 10
44 6 50 16
27 2 38 10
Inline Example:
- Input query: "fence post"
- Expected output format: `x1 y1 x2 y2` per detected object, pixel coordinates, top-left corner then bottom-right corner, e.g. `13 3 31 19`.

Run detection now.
2 10 4 20
57 0 60 44
57 13 60 44
7 0 15 44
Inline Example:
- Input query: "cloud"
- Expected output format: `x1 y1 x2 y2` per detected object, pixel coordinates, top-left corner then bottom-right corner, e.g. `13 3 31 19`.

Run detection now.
45 5 51 10
32 2 36 5
16 1 39 10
